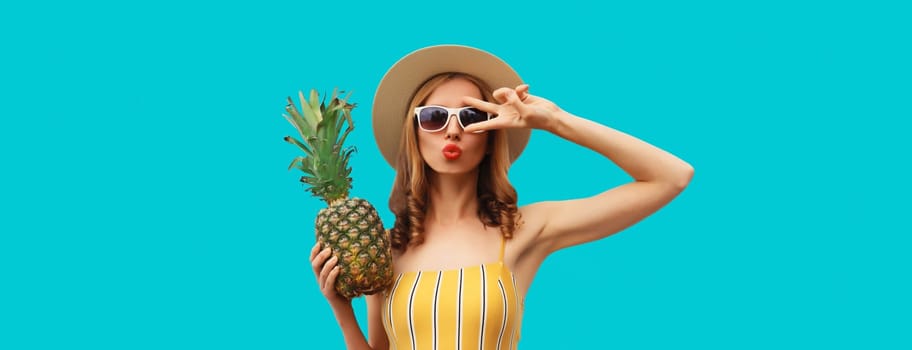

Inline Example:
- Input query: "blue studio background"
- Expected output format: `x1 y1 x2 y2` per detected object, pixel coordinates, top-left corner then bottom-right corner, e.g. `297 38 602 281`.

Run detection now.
2 1 910 349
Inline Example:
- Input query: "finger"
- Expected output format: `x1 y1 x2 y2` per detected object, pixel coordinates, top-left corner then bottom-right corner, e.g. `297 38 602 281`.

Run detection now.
462 96 499 113
516 84 530 101
492 87 514 104
504 89 533 114
311 248 332 274
309 242 321 261
320 255 338 287
463 117 511 133
321 260 339 291
505 88 523 105
324 266 341 292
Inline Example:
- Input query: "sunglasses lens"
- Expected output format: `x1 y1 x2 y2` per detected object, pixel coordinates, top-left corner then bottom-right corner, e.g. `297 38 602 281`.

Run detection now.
459 108 489 127
418 107 449 131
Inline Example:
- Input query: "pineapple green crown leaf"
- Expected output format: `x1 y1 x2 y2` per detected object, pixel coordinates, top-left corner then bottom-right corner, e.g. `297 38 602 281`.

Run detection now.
283 88 358 203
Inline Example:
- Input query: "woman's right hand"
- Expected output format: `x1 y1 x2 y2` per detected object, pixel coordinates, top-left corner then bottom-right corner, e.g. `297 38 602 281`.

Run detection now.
310 242 349 307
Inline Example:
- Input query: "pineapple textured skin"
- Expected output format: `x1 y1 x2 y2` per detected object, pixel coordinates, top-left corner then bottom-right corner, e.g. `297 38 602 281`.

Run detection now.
315 198 392 298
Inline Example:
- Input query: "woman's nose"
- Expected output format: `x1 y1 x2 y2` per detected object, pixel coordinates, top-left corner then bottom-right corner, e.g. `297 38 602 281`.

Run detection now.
444 114 462 140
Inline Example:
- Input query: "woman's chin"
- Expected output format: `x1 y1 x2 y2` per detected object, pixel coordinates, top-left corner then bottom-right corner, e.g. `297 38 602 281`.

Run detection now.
429 165 473 176
427 158 484 176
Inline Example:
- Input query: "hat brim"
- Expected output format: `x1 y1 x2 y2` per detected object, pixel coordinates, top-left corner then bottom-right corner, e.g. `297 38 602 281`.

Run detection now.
372 45 531 169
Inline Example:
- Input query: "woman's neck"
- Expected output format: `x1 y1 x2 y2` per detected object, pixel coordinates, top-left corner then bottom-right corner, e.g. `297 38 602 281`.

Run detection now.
425 170 480 227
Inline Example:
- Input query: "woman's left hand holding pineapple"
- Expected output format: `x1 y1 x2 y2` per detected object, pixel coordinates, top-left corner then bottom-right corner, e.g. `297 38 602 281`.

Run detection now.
309 242 348 307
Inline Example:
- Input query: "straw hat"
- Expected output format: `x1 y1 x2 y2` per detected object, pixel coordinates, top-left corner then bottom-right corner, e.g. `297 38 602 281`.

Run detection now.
371 44 532 168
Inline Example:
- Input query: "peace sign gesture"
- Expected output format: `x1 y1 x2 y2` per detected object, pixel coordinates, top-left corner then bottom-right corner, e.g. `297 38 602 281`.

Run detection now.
462 84 563 133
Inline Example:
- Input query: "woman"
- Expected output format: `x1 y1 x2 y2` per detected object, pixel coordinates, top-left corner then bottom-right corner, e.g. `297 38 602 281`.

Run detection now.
309 45 694 350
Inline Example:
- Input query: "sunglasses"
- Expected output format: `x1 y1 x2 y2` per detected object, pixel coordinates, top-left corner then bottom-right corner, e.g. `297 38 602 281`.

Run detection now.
414 105 492 132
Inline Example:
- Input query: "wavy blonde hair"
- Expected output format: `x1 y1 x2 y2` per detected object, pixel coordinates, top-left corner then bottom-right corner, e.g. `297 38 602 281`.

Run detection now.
388 73 521 252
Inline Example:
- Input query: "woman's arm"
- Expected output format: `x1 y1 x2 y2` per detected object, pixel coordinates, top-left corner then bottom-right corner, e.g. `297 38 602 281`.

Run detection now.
525 109 693 253
366 294 389 350
464 86 693 254
311 243 388 350
327 300 388 350
328 303 373 350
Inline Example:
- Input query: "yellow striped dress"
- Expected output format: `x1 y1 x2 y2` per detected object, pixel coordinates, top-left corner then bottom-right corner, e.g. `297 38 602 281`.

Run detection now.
382 237 523 350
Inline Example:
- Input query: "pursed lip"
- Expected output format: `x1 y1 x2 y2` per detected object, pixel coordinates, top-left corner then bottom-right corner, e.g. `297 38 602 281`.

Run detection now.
442 144 462 160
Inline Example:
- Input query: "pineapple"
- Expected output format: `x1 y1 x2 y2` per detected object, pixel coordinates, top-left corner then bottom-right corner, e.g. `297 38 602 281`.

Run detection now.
283 88 392 299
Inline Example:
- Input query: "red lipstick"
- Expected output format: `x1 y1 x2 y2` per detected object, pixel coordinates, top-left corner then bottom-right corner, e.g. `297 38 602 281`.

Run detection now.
442 144 462 160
